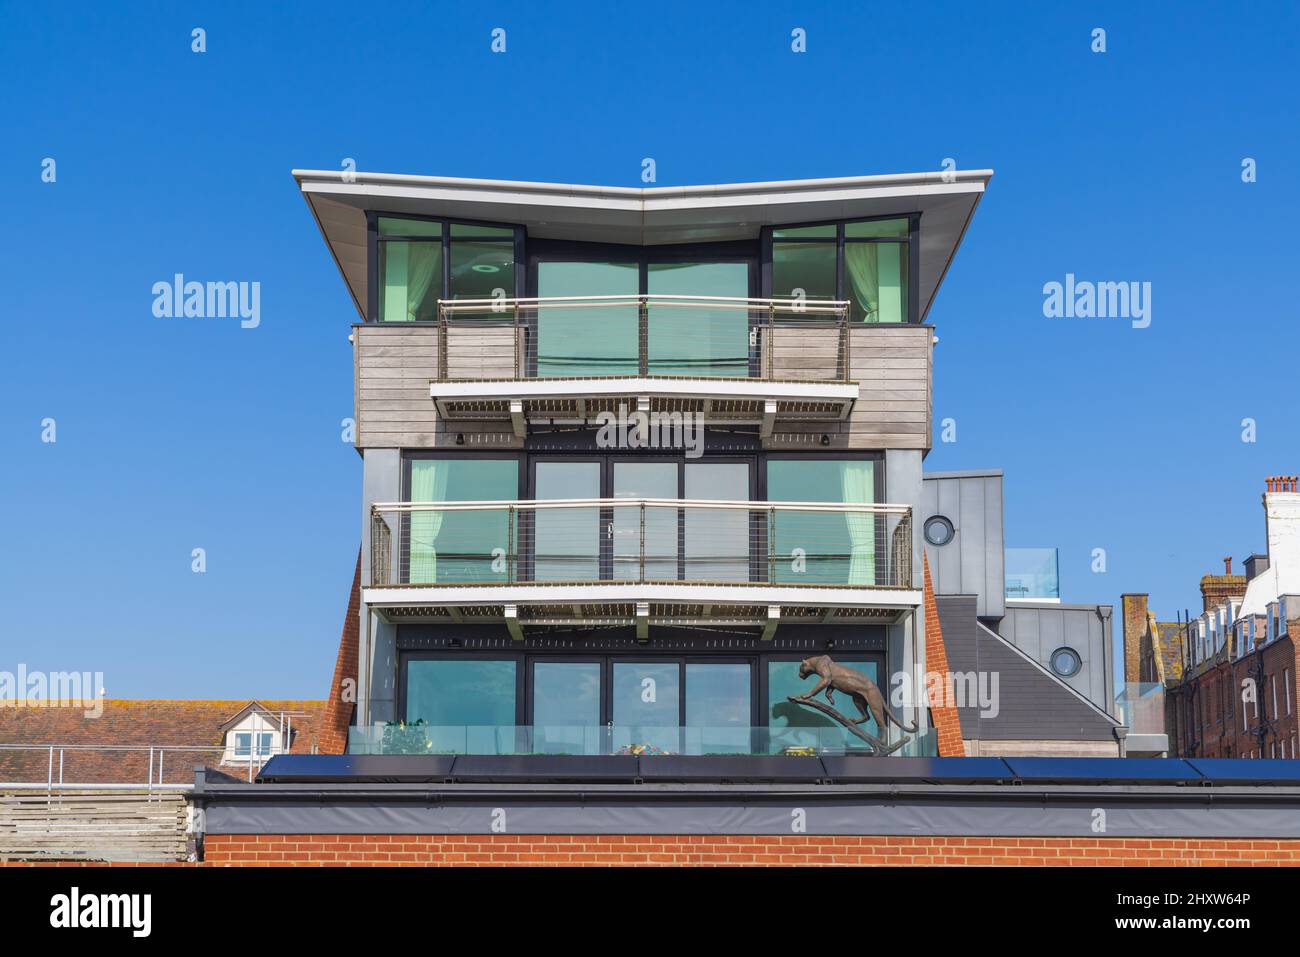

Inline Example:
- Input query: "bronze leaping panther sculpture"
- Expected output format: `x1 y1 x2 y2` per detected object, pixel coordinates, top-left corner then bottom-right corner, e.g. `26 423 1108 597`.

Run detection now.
789 654 915 754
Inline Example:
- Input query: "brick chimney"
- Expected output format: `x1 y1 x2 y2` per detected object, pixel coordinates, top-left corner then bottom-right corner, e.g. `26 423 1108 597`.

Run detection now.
1263 475 1300 575
1120 594 1150 686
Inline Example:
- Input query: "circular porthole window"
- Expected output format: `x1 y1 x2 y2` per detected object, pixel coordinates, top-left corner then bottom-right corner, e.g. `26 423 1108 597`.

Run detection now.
923 515 955 546
1050 647 1082 678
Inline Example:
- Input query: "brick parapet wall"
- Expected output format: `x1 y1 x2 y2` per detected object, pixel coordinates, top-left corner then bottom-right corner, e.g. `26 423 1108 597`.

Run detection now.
202 833 1300 866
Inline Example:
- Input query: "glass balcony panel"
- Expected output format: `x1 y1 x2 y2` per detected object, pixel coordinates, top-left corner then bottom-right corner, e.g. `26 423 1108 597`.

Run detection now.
348 723 937 757
1005 547 1060 600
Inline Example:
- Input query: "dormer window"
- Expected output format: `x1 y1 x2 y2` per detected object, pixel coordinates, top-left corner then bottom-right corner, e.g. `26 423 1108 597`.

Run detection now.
219 703 290 765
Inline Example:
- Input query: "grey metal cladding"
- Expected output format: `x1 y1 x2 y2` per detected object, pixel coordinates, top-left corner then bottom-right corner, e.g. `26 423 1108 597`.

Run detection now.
921 471 1004 618
997 603 1114 714
935 596 1118 741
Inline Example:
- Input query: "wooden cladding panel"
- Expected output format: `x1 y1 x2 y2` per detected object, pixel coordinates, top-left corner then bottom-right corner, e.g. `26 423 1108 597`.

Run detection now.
355 322 932 451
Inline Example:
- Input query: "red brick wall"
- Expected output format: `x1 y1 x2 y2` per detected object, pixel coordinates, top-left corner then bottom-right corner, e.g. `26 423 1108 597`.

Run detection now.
318 551 362 755
1174 630 1300 759
922 557 966 757
202 833 1300 866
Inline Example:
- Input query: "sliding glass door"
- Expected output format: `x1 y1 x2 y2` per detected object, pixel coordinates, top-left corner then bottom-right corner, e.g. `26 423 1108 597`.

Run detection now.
532 459 600 581
535 261 639 376
528 457 753 584
646 261 750 376
612 460 678 580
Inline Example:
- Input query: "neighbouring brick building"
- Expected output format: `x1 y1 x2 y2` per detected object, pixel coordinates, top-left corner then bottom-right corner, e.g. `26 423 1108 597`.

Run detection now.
1122 476 1300 760
0 699 326 785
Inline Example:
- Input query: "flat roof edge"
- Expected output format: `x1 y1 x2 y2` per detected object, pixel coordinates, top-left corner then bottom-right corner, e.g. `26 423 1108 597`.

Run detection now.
291 168 994 200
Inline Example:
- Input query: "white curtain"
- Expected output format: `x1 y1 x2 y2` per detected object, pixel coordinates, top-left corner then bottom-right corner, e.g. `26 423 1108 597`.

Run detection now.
383 242 438 322
840 462 876 585
844 243 880 323
844 243 904 324
410 461 450 582
404 244 438 322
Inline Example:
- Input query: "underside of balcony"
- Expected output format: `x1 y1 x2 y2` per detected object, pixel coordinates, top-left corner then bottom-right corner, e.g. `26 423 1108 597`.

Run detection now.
428 377 858 436
361 583 922 636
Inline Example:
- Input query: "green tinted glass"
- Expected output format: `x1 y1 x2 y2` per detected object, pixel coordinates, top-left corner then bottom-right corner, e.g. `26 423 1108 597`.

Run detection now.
379 217 442 237
536 261 639 376
450 238 515 301
772 224 836 239
379 241 442 322
845 218 909 238
450 223 514 238
646 262 750 377
405 659 517 726
845 242 907 323
767 460 877 585
407 458 518 583
771 242 836 302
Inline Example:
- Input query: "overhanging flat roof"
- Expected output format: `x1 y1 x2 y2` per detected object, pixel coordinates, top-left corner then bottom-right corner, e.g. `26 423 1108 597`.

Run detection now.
294 168 992 323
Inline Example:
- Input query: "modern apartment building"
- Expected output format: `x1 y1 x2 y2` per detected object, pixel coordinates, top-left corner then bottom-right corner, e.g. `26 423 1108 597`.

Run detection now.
292 167 1117 761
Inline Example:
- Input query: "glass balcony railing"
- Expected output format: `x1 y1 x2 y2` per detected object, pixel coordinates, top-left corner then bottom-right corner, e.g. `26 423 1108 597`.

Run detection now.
435 294 852 382
348 724 937 758
1114 682 1166 734
369 499 914 589
1005 547 1060 600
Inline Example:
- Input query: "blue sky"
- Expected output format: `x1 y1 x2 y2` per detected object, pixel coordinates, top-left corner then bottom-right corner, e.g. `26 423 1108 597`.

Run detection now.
1 1 1296 697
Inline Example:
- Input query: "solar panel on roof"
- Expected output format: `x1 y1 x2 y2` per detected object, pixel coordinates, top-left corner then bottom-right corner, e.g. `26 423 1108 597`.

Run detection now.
1186 758 1300 785
1003 757 1202 784
820 756 1012 784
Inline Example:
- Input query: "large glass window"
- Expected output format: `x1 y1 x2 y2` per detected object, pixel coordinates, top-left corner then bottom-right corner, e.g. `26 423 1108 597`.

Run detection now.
532 661 601 753
406 458 519 583
612 661 680 753
536 261 639 376
646 262 750 377
769 217 911 323
406 659 518 727
612 461 678 580
767 459 878 585
533 461 600 581
449 224 515 302
378 217 442 322
767 658 881 752
375 217 519 322
686 663 751 753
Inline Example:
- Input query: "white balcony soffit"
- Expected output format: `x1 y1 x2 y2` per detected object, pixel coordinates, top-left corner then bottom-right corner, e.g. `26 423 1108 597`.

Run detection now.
429 377 859 433
361 583 923 628
294 168 991 324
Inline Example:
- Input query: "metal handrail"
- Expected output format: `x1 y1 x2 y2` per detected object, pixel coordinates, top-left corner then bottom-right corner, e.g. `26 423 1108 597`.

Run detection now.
434 293 853 383
372 498 909 514
440 293 850 314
